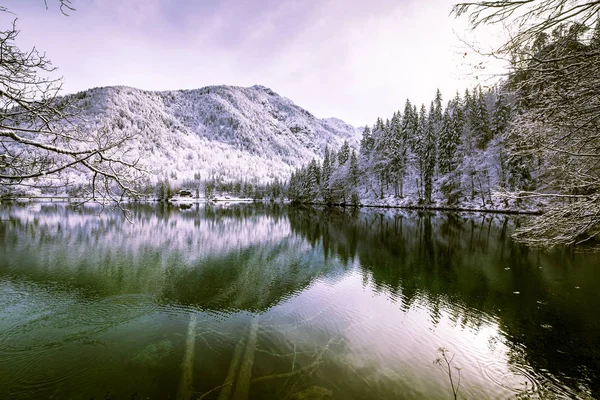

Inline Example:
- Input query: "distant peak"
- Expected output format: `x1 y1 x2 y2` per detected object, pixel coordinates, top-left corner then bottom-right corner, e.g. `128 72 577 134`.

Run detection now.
251 85 277 96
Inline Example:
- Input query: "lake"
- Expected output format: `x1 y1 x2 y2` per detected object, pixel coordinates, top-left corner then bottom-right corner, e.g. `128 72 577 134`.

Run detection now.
0 203 599 399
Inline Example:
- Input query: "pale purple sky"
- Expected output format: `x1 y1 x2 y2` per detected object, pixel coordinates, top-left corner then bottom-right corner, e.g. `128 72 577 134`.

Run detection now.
2 0 495 127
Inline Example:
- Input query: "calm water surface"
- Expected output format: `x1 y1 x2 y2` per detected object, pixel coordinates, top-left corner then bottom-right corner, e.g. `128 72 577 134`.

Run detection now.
0 203 599 399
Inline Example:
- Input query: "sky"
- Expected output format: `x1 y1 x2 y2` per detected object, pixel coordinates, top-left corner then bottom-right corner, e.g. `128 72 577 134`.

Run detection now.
2 0 504 127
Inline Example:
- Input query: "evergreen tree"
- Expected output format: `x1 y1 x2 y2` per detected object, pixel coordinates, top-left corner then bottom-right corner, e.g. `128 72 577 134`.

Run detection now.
163 179 173 200
372 116 393 198
439 98 460 175
321 146 332 203
423 102 438 204
337 141 350 165
491 92 512 190
475 87 492 149
402 100 418 151
414 104 428 201
306 159 321 201
462 88 475 146
438 96 463 204
433 89 443 128
288 171 299 201
157 181 166 201
322 146 332 184
360 125 374 155
349 150 359 187
389 111 409 197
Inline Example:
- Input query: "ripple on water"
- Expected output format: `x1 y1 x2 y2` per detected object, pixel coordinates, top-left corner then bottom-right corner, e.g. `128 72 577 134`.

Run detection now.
0 292 159 399
75 294 158 327
0 294 157 359
481 360 542 396
10 346 101 398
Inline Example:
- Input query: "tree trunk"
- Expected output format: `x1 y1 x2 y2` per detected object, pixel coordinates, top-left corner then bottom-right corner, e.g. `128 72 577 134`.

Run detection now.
177 314 198 400
217 339 246 400
231 316 260 400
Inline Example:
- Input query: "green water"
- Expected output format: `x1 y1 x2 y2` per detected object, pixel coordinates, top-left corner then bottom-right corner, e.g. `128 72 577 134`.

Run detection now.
0 203 599 399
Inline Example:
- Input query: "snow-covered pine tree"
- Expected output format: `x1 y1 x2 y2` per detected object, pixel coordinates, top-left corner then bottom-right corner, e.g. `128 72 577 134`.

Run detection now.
402 100 418 152
423 102 438 204
438 95 464 204
371 119 390 198
306 160 321 201
475 87 492 149
360 125 374 156
349 150 359 187
414 104 428 202
337 141 350 166
321 146 332 203
490 91 512 191
389 111 408 197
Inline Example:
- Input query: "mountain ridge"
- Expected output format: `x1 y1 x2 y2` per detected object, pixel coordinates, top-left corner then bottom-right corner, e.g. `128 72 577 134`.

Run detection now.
61 84 359 187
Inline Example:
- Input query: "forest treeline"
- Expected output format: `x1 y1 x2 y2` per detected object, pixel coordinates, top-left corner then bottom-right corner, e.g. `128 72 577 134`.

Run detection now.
288 86 525 209
288 19 600 228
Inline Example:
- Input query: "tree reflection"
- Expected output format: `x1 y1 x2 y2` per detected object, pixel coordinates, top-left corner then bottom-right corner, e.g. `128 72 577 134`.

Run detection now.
1 203 600 397
287 207 600 398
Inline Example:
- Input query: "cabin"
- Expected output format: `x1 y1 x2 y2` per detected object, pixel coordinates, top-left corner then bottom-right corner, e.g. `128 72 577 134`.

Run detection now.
179 190 193 198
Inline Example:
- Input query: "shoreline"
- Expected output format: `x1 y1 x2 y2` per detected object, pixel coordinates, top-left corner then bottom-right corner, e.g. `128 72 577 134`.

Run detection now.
1 196 543 216
291 200 543 216
358 203 542 216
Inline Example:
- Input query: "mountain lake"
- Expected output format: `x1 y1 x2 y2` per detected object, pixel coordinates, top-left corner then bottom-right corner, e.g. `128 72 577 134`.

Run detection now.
1 202 599 399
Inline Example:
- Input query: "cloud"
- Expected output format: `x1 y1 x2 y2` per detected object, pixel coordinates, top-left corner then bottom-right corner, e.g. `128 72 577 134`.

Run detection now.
3 0 488 126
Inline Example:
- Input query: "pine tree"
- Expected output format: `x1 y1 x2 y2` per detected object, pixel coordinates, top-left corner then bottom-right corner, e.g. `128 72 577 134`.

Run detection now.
439 101 456 175
414 104 428 201
475 87 492 149
491 92 512 190
322 146 332 184
337 141 350 165
372 116 393 198
433 89 443 127
389 111 408 197
288 171 300 201
360 125 374 155
321 146 332 203
157 181 166 201
306 159 321 201
438 96 463 204
402 100 418 151
463 89 475 146
349 150 359 187
423 102 438 204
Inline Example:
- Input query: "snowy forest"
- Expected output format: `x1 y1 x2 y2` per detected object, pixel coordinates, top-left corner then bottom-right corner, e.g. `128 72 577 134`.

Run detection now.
288 15 600 246
289 19 600 243
288 86 521 210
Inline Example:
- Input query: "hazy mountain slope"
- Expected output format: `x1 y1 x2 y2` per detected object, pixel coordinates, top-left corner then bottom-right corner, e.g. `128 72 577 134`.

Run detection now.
68 85 359 186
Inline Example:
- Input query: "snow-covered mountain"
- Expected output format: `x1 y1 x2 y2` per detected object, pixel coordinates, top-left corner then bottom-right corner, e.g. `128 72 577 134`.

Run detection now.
68 84 359 185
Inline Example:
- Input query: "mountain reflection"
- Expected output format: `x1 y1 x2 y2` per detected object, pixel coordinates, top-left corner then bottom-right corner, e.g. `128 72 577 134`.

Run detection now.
1 203 599 397
0 203 347 312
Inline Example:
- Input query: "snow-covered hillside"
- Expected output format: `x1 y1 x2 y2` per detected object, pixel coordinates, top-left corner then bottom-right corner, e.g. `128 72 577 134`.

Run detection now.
67 85 359 185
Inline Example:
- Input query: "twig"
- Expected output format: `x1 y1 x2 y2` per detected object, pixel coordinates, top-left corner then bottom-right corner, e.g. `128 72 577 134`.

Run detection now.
197 382 233 400
434 347 462 400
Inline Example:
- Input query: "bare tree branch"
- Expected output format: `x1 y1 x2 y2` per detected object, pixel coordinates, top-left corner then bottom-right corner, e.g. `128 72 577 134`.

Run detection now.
0 2 146 205
453 0 600 247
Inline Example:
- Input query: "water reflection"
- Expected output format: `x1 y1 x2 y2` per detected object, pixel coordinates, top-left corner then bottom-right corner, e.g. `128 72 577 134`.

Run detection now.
0 203 343 311
0 203 598 399
289 207 600 398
